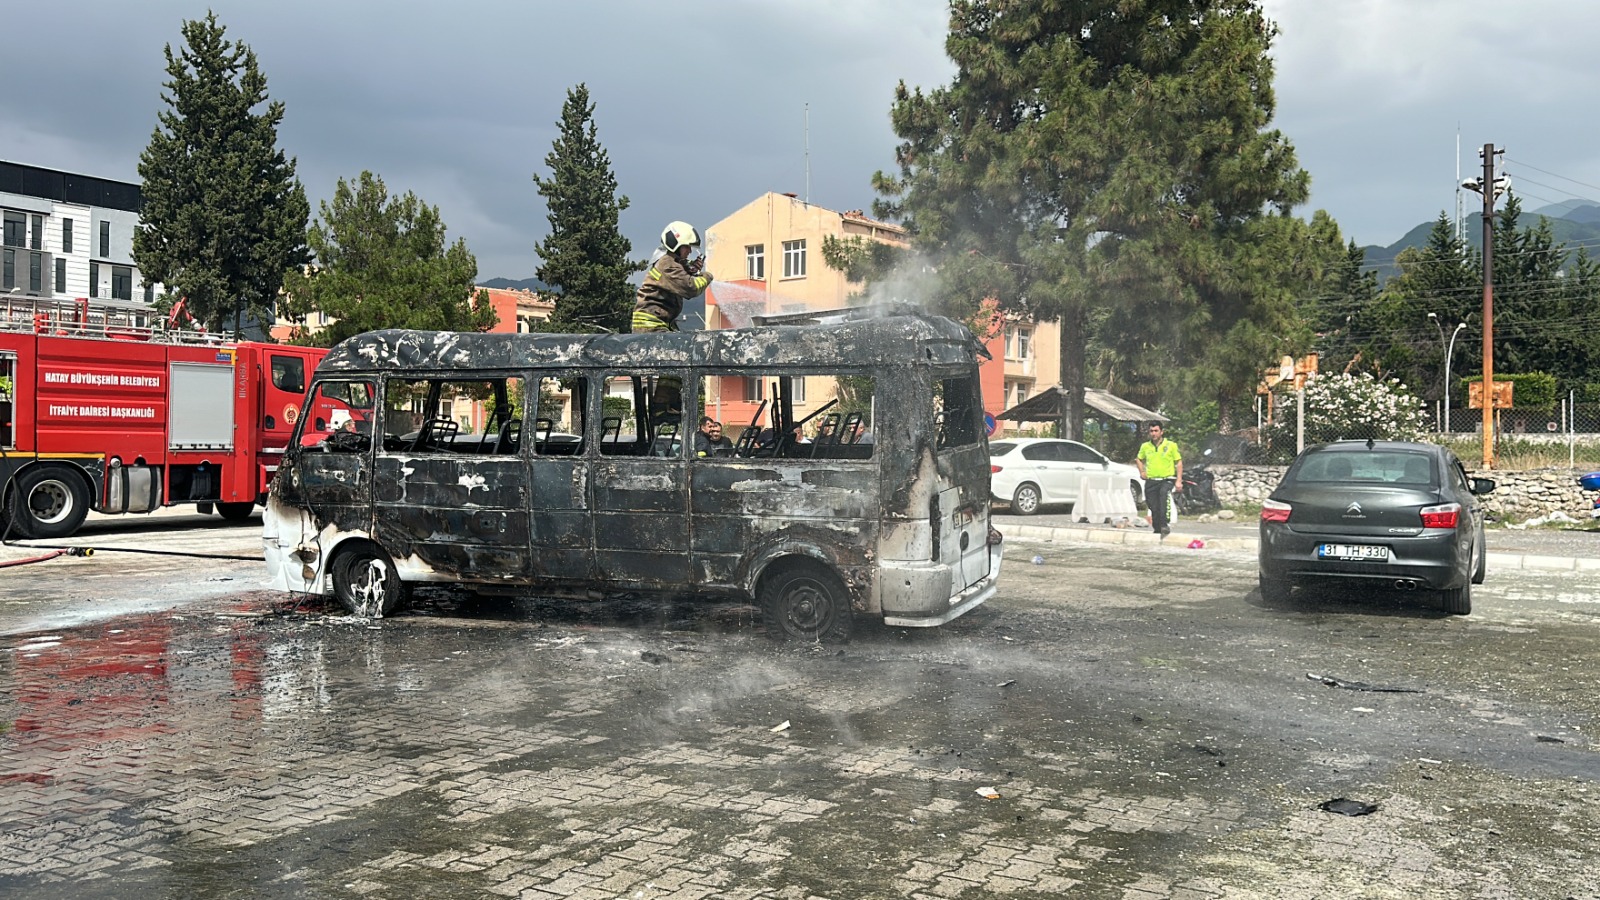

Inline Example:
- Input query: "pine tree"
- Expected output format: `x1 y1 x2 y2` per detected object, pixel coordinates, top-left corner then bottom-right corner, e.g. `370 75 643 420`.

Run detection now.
532 84 639 333
876 0 1322 437
281 171 496 346
134 12 309 336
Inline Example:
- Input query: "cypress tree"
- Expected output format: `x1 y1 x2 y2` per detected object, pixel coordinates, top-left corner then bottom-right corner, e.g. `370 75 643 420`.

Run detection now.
532 84 640 334
135 12 309 337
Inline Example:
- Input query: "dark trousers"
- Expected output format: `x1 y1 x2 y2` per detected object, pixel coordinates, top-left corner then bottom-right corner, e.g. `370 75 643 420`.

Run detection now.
1147 478 1175 534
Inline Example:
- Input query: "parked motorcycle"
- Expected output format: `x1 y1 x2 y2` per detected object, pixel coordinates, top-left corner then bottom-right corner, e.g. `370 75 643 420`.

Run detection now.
1174 448 1221 515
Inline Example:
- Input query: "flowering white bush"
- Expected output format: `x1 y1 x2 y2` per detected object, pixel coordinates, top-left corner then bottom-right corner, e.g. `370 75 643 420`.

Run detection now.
1264 373 1430 448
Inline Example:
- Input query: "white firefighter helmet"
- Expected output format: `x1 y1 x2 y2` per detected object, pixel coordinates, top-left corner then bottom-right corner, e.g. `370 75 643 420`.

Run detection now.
660 221 701 253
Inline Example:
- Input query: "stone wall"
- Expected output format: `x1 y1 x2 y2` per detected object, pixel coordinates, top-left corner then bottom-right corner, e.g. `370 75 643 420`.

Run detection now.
1208 464 1596 522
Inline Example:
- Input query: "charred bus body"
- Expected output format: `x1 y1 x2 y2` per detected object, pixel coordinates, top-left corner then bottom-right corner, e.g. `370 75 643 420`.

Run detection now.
263 311 1002 641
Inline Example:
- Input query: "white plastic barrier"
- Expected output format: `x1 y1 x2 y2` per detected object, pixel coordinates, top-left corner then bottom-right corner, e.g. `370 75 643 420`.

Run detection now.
1073 472 1140 524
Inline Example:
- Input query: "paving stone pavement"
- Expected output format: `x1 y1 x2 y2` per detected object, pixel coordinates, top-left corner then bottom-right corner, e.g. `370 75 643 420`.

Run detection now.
3 567 1598 899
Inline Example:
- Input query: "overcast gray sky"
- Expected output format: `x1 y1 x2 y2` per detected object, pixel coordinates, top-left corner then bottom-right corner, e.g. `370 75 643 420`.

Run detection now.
3 1 1595 281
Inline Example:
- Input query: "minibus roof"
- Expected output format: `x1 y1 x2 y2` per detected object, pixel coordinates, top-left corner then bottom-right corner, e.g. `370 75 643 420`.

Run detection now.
316 310 981 374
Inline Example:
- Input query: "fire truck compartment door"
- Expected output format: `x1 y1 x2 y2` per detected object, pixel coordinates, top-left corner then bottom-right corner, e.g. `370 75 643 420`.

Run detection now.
170 362 235 449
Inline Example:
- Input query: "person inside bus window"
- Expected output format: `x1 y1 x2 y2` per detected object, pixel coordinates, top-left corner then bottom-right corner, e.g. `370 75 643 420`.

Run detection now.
696 420 733 457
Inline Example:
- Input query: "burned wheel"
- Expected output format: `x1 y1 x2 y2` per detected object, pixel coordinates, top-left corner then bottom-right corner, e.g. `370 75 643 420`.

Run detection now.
1011 482 1042 516
8 466 90 539
332 544 406 618
216 501 256 523
760 565 852 643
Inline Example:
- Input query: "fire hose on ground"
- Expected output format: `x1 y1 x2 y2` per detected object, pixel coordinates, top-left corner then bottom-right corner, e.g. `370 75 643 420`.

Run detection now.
0 546 94 568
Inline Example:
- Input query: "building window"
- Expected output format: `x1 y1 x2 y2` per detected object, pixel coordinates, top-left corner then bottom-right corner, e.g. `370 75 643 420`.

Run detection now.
89 261 99 297
100 221 111 257
1 249 13 289
145 282 154 303
30 215 42 250
29 252 42 293
111 265 133 301
2 212 22 248
62 218 73 254
790 376 806 403
782 239 806 278
1016 327 1031 360
55 258 67 293
742 377 764 403
746 244 765 280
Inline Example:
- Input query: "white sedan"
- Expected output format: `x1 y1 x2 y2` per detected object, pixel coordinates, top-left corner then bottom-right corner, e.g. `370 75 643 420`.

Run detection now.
989 438 1145 515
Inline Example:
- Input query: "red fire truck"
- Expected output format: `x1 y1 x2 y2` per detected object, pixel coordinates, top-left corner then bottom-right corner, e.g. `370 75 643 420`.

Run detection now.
0 297 328 539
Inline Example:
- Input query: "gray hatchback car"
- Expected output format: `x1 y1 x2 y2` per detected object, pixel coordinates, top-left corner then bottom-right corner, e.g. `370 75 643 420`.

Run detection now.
1258 440 1495 615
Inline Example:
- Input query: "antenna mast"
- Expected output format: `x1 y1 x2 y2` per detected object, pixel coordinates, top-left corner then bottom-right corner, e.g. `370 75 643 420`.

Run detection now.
1455 128 1464 244
800 103 812 203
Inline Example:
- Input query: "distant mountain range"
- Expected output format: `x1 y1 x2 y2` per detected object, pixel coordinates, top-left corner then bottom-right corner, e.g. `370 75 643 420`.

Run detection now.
489 203 1600 289
1361 201 1600 281
479 277 549 291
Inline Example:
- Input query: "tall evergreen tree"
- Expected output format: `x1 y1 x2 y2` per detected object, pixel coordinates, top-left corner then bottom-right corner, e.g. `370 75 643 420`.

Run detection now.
531 84 639 333
134 12 309 337
876 0 1322 436
280 171 495 346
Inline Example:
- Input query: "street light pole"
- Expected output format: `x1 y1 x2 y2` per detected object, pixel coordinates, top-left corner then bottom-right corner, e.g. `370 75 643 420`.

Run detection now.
1427 312 1446 430
1445 321 1465 433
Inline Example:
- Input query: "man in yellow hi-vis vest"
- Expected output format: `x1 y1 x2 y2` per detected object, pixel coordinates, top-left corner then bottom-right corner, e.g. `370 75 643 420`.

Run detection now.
631 221 712 333
1136 422 1183 537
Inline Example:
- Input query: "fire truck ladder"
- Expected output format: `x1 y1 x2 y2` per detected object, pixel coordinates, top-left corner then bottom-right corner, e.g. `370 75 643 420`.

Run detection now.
0 296 223 345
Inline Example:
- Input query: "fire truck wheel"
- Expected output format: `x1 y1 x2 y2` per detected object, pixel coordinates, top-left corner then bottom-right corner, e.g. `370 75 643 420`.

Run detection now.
216 502 257 523
759 562 853 644
332 544 406 618
9 467 90 540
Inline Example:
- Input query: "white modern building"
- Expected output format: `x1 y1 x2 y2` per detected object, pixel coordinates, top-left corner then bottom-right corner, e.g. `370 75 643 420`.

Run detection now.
0 161 154 307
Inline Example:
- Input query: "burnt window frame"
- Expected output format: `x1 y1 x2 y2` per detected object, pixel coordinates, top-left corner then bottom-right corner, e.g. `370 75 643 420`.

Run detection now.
529 370 587 456
598 369 688 460
375 373 526 456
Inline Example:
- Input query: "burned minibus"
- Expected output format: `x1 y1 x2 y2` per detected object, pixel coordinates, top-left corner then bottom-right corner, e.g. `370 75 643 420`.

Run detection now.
262 309 1002 641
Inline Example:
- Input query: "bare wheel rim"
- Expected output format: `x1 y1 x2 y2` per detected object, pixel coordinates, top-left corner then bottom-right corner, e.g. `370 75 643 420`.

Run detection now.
349 556 390 617
778 575 834 634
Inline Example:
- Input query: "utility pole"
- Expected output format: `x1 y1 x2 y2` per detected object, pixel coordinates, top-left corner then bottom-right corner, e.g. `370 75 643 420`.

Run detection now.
1464 144 1504 470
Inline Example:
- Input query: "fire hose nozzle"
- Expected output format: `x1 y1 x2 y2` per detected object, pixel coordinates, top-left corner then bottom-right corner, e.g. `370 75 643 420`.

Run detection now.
69 547 94 557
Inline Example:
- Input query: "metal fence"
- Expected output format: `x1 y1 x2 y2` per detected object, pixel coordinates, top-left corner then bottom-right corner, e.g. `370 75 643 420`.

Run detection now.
1254 397 1600 467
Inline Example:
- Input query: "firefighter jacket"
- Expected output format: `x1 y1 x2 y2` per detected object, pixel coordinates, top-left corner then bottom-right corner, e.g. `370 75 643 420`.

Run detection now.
632 249 711 330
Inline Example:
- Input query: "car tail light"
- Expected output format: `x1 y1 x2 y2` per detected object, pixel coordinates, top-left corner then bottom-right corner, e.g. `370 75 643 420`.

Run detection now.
991 465 1002 474
1420 502 1462 529
1260 498 1292 523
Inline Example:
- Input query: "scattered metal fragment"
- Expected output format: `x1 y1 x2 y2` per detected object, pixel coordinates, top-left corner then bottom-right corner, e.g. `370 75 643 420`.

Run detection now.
997 679 1016 688
770 720 791 733
1306 672 1422 693
1319 798 1378 816
1535 734 1567 744
975 786 1000 800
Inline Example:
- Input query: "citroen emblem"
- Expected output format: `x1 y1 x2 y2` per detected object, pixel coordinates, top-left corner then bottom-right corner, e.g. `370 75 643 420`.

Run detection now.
1345 501 1363 516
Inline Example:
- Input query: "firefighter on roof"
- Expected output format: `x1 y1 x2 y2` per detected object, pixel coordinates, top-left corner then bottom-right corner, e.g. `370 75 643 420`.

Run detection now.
631 221 712 333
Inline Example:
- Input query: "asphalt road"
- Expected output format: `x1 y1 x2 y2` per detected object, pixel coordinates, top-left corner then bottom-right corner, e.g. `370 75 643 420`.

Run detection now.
1 511 1598 897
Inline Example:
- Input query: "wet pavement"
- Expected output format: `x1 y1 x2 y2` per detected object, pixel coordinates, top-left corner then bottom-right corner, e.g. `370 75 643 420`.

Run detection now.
2 514 1599 898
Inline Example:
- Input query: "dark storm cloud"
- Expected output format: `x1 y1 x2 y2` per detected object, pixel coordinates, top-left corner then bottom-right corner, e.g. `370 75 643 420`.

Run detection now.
14 2 1590 280
1263 0 1600 249
0 0 953 280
